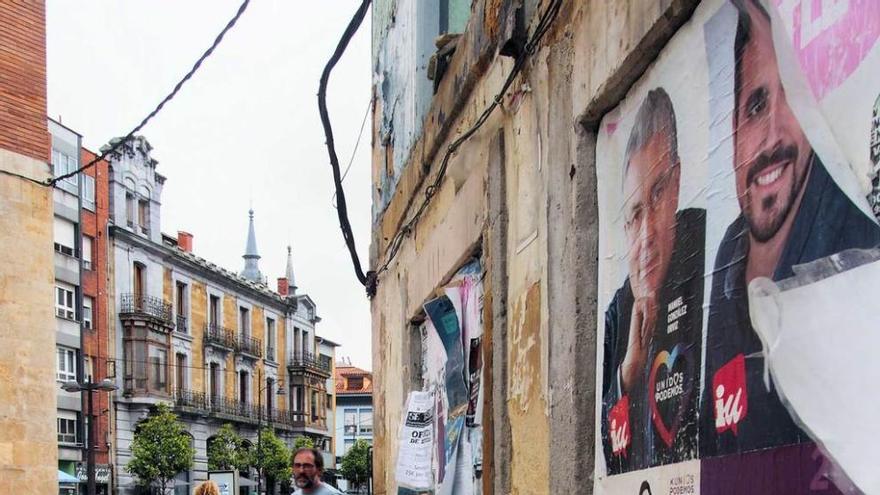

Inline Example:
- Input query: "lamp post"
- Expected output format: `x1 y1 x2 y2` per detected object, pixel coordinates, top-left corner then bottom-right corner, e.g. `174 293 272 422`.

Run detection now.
61 378 118 495
257 367 285 495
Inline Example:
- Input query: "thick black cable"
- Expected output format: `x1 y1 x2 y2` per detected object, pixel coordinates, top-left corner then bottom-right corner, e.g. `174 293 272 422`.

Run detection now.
48 0 251 187
374 0 563 282
0 168 48 186
318 0 373 290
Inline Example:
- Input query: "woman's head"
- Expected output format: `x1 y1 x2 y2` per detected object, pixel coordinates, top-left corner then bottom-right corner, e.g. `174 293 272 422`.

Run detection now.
195 480 220 495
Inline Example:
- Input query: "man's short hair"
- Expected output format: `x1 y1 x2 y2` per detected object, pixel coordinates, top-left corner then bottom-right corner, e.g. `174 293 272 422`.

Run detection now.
623 87 680 183
293 447 324 471
732 0 772 125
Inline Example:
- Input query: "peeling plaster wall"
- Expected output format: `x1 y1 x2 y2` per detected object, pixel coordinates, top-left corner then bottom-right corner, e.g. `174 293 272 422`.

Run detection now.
369 1 701 493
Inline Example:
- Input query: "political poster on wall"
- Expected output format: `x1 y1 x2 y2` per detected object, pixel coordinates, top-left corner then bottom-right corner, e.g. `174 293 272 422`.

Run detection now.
595 0 880 493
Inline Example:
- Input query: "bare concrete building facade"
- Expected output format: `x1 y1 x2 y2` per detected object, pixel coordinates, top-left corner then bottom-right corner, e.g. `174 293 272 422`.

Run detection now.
370 1 880 494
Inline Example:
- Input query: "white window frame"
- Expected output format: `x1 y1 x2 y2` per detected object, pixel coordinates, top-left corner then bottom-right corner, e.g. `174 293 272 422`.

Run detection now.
57 347 77 382
57 411 80 445
53 217 76 257
56 283 76 320
82 174 96 207
53 149 78 186
82 235 93 270
82 296 93 330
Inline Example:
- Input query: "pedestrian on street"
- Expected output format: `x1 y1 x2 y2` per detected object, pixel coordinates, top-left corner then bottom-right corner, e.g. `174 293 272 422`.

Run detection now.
194 480 220 495
292 447 341 495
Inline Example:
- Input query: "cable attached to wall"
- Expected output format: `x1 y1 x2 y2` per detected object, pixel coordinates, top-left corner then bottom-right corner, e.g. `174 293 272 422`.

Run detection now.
318 0 374 293
367 0 562 296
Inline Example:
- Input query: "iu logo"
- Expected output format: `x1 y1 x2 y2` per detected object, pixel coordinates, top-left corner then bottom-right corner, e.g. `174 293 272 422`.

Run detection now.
713 354 748 434
609 396 631 456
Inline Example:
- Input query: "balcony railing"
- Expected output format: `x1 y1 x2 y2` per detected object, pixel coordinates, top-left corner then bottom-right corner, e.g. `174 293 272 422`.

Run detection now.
238 335 263 358
288 351 332 374
172 388 307 428
176 315 187 333
204 324 236 350
119 293 173 323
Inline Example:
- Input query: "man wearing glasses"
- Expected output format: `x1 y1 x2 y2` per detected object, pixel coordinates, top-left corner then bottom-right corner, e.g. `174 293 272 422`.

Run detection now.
602 88 705 473
292 448 341 495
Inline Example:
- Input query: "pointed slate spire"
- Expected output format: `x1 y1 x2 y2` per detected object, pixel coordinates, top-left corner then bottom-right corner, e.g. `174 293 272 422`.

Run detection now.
241 209 264 283
285 245 297 294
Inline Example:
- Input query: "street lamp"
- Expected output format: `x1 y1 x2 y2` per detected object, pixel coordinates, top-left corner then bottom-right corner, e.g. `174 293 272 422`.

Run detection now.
61 378 118 495
256 368 285 495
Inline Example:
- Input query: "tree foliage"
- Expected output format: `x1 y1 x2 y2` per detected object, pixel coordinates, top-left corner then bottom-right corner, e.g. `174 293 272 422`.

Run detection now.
340 439 371 491
207 423 249 472
127 403 195 494
250 427 292 485
293 435 314 449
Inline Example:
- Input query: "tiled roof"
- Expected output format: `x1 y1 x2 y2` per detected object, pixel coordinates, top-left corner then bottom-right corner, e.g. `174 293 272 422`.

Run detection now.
335 365 373 395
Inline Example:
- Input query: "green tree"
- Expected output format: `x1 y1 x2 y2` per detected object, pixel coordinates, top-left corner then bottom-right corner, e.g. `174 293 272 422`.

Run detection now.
250 427 292 489
207 423 249 472
126 403 195 494
293 435 314 449
340 439 371 492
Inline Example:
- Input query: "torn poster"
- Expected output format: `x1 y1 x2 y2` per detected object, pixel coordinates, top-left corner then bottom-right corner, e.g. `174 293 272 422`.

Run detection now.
749 248 880 494
396 391 436 491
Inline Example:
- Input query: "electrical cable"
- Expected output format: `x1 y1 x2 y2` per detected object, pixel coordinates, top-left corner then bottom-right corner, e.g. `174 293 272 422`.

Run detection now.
0 168 49 186
47 0 251 187
318 0 373 290
370 0 564 292
332 98 373 208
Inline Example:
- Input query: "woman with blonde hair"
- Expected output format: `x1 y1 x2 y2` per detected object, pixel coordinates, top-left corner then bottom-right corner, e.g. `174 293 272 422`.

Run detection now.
194 479 220 495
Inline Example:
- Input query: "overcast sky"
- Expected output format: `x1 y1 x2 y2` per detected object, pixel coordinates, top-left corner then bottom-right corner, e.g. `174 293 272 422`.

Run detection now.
47 0 374 370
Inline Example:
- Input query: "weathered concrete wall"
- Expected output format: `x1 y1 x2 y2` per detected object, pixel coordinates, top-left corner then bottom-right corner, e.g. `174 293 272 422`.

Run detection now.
369 1 701 493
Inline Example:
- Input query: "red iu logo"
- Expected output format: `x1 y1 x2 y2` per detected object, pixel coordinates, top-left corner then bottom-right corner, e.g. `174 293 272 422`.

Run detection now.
609 395 631 456
713 354 748 434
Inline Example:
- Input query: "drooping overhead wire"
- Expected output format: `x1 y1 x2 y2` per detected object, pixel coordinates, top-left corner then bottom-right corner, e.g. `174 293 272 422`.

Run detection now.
317 0 373 291
46 0 252 187
371 0 564 290
332 98 373 208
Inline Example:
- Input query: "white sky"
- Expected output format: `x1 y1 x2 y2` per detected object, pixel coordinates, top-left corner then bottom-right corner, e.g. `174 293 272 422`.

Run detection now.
46 0 374 370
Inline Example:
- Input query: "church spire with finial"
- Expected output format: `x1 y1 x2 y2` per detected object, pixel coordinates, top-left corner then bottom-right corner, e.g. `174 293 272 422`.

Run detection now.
285 245 297 294
241 209 264 283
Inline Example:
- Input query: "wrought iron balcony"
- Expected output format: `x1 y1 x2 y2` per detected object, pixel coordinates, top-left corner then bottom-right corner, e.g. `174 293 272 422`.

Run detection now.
237 335 263 358
287 351 332 377
119 293 173 323
204 324 236 350
172 388 306 429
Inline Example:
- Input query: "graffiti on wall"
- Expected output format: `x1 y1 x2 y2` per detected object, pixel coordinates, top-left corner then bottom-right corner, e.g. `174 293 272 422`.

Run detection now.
595 0 880 493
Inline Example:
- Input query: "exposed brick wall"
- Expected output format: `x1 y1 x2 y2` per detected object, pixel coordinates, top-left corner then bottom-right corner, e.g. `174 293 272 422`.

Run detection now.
0 2 49 162
80 148 111 464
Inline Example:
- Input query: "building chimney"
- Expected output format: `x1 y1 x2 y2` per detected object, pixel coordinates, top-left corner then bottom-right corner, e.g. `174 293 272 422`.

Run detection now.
177 231 193 252
277 277 289 296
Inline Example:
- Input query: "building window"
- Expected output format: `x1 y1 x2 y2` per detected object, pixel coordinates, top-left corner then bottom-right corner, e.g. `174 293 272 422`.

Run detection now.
133 263 145 300
266 317 275 359
126 192 136 227
292 385 304 412
209 362 220 401
239 307 250 338
326 393 332 409
83 174 96 207
149 347 167 392
52 150 78 185
344 409 357 436
175 282 188 333
239 370 249 403
266 378 274 411
209 294 220 327
83 355 93 383
82 296 93 330
319 354 331 371
137 199 150 235
82 235 93 270
57 347 77 382
311 391 319 422
57 412 80 444
359 409 373 435
53 217 76 257
56 284 76 320
348 376 364 390
176 353 187 390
